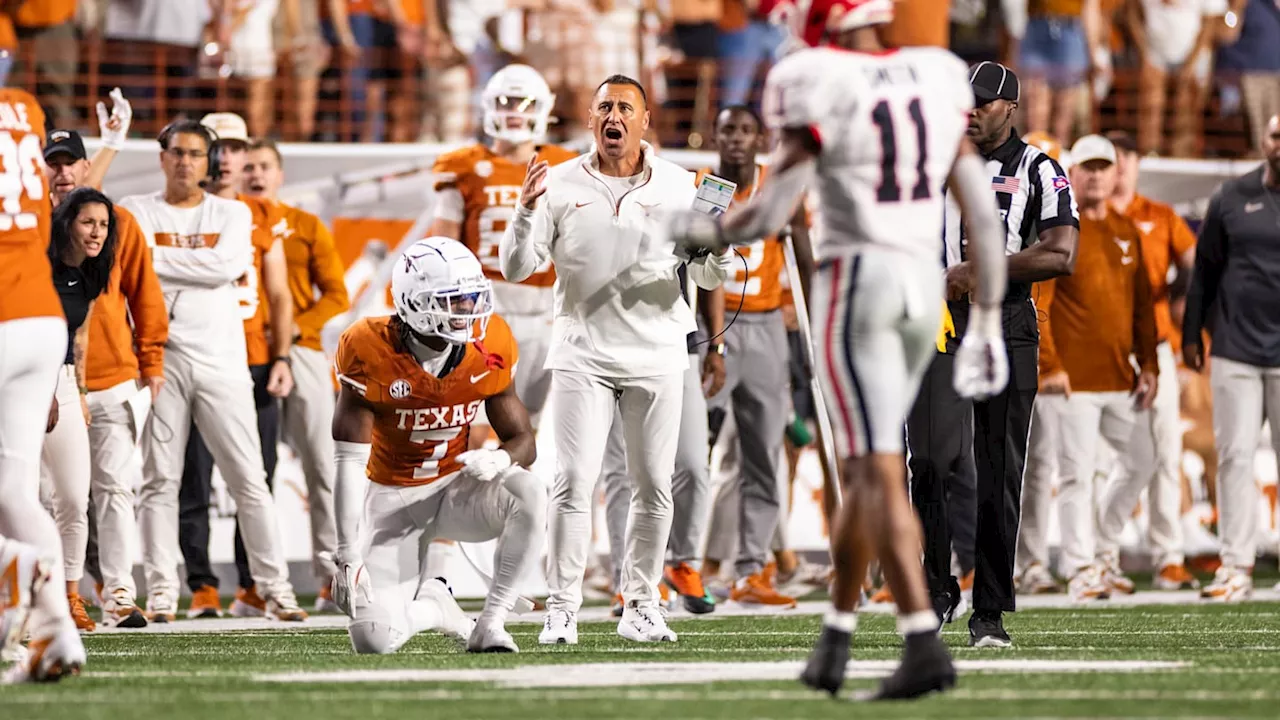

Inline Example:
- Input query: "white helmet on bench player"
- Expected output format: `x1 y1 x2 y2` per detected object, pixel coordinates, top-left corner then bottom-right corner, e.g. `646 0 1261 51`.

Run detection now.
482 64 554 144
391 237 493 345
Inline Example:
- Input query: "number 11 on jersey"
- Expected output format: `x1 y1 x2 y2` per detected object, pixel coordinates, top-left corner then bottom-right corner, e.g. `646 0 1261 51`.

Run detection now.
871 98 931 204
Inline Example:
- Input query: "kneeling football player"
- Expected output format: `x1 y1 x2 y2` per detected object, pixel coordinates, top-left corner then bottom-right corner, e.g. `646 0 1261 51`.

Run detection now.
329 237 547 654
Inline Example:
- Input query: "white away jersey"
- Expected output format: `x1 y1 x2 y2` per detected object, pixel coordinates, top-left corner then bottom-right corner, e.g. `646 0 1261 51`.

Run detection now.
120 191 255 368
763 46 973 262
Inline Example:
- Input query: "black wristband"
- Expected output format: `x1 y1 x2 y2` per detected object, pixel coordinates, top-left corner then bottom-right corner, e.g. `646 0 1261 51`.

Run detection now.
273 355 292 368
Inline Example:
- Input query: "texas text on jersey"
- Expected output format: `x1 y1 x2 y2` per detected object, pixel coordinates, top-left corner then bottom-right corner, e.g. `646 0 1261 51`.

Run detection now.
334 313 519 486
432 144 578 289
762 45 972 261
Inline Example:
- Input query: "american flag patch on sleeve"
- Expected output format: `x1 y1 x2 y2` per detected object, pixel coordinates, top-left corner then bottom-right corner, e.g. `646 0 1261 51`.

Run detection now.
991 176 1021 193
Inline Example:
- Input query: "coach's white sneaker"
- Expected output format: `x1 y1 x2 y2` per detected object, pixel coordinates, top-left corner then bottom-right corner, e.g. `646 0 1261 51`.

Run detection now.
414 578 474 642
468 618 518 653
1 626 85 684
538 609 578 645
100 589 148 629
1067 566 1110 603
1201 566 1252 603
618 603 677 643
1 539 50 654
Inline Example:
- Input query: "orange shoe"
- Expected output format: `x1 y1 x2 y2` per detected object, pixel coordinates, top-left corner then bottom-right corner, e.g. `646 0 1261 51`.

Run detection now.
67 593 95 632
870 584 895 604
229 586 267 618
612 593 624 617
187 586 222 619
658 581 671 608
664 562 715 614
959 570 974 593
730 570 797 608
1153 563 1200 591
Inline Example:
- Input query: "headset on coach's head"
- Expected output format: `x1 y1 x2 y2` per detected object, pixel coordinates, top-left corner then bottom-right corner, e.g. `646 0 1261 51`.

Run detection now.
156 120 227 186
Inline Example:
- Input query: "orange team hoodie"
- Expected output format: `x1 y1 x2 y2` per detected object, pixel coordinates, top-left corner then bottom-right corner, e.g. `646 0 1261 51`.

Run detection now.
86 206 168 392
276 203 350 351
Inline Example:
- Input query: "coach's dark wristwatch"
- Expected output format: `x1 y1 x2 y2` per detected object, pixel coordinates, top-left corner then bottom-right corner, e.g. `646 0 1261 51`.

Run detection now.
273 355 292 368
709 342 727 356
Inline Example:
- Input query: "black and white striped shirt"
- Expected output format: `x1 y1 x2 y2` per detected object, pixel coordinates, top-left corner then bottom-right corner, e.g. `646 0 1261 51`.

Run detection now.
942 131 1079 348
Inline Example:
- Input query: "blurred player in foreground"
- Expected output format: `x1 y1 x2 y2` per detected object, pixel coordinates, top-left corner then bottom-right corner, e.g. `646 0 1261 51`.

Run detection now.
671 0 1011 700
331 237 547 654
0 78 86 682
429 64 576 442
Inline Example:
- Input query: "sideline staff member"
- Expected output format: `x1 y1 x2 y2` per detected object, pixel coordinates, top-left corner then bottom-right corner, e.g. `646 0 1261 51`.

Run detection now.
908 62 1078 648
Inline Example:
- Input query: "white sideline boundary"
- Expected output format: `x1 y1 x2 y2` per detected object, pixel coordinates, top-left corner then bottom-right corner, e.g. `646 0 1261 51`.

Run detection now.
89 589 1280 634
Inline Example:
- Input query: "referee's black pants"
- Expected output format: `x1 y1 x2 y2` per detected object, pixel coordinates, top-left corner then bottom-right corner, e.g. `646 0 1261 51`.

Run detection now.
908 345 1038 613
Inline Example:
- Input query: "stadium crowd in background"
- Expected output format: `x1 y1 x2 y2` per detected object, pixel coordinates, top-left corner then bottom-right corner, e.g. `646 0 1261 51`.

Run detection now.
0 1 1278 156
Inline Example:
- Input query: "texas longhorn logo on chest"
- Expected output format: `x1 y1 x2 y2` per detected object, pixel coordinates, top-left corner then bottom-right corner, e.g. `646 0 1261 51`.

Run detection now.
394 400 484 431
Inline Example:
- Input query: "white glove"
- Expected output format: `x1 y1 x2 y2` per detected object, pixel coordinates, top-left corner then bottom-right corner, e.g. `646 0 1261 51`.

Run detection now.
96 87 133 150
952 305 1009 400
667 209 724 261
457 448 514 483
330 561 373 618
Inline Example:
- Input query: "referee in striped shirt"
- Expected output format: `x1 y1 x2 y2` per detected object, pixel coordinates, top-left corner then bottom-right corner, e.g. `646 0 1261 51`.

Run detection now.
907 62 1079 648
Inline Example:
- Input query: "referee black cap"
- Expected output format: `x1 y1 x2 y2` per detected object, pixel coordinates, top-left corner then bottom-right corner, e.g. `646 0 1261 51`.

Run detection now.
970 62 1020 105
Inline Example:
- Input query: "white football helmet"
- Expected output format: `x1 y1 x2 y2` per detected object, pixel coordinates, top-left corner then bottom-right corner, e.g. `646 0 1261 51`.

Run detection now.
391 237 493 345
481 64 554 145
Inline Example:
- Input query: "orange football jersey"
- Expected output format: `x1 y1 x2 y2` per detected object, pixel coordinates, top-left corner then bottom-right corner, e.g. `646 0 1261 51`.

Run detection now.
335 314 520 487
0 88 58 324
432 144 578 287
696 165 786 313
237 194 287 366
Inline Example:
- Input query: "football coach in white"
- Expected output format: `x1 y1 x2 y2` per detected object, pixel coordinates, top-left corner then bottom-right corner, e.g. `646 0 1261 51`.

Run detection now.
501 74 730 645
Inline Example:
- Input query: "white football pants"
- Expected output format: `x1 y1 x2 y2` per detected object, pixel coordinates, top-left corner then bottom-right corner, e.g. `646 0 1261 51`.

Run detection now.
282 344 338 581
40 364 92 582
1096 342 1184 568
0 316 74 638
1037 391 1154 578
1209 356 1280 569
348 469 546 654
546 369 683 613
139 349 294 608
1015 397 1059 573
86 381 145 598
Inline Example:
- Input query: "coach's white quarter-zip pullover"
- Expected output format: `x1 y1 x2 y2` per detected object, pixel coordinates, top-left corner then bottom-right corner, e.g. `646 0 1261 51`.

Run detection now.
501 142 732 378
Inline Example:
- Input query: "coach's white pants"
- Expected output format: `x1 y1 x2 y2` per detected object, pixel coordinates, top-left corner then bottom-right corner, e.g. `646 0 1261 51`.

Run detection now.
811 251 940 458
86 382 144 598
41 364 92 582
0 316 74 638
283 344 338 581
546 369 683 613
1209 356 1280 569
1038 391 1154 578
139 350 293 608
349 469 546 654
1096 343 1184 567
1015 397 1059 573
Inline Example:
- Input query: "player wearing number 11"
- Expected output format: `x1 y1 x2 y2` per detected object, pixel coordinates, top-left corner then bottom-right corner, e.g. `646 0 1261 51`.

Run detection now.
670 0 1011 701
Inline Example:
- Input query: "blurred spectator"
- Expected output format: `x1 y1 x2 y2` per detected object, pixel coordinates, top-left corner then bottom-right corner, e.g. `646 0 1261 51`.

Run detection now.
273 0 330 140
224 1 285 139
2 0 78 129
521 0 605 143
662 0 719 147
318 0 407 142
100 0 213 124
1126 0 1227 157
885 0 952 49
718 1 782 108
421 0 475 143
1216 0 1280 156
951 0 1007 64
1020 0 1108 144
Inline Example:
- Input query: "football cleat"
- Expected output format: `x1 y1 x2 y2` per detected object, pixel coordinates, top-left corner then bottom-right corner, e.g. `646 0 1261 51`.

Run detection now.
1016 563 1063 594
467 618 518 653
800 624 851 697
229 586 267 618
187 586 222 619
731 570 797 608
67 593 95 632
1067 566 1111 603
1 539 51 657
1098 558 1135 595
664 563 715 615
265 591 308 622
617 602 677 643
1152 563 1200 591
100 590 147 629
863 632 957 701
145 593 177 624
538 609 578 645
1 626 85 684
1200 566 1252 603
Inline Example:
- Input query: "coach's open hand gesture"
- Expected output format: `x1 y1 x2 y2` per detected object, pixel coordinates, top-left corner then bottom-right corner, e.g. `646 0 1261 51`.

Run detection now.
520 155 550 210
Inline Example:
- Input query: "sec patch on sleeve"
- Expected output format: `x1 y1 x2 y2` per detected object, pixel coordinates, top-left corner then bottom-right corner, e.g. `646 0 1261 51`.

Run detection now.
1052 176 1070 191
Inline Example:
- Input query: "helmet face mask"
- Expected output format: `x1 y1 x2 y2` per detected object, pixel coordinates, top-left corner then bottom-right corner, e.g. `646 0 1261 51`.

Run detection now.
392 238 494 346
482 65 554 145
